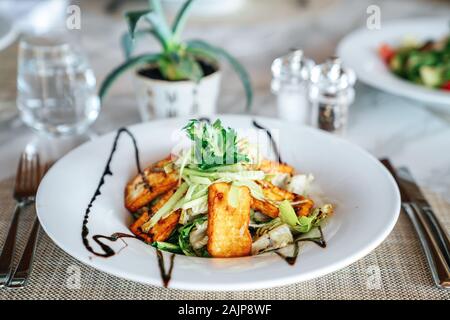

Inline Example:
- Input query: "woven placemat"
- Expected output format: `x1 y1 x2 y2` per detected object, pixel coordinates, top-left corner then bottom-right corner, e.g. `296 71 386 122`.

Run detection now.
0 177 449 300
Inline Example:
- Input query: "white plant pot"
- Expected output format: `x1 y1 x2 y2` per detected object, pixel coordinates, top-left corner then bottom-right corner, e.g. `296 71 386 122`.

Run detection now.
134 67 221 121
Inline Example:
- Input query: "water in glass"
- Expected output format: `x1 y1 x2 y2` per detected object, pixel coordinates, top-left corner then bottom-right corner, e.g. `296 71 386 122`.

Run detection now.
17 35 100 135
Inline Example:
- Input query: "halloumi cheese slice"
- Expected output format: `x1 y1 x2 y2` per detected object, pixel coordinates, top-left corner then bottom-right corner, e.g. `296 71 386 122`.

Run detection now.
207 182 252 257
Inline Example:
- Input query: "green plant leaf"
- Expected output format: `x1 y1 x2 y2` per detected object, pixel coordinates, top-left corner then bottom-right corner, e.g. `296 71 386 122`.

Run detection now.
124 1 173 51
144 11 174 51
187 40 253 111
121 28 166 59
121 32 134 60
148 0 164 17
185 46 218 65
172 0 196 40
125 10 150 39
158 52 203 81
99 53 161 100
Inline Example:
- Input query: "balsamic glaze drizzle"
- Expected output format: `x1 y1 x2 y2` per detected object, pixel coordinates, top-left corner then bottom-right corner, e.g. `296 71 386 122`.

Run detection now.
81 128 141 257
276 242 300 265
81 128 175 286
252 120 283 164
92 233 137 257
156 249 176 288
296 226 327 248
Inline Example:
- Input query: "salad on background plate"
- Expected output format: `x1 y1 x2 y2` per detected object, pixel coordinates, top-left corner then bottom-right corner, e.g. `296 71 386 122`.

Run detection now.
379 35 450 90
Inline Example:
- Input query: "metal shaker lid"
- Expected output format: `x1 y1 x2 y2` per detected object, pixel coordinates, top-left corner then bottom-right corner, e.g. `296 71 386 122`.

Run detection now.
310 57 356 94
271 49 314 92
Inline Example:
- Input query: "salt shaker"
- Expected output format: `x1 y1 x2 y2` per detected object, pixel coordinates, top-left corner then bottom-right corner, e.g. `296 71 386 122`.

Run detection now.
309 57 356 135
271 50 314 124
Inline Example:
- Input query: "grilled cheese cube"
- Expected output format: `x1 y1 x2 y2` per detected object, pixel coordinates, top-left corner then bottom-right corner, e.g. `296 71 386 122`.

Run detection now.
258 159 294 176
125 157 178 212
207 183 252 257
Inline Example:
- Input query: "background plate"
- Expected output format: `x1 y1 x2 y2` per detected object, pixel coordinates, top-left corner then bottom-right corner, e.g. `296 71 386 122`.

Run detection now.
338 18 450 106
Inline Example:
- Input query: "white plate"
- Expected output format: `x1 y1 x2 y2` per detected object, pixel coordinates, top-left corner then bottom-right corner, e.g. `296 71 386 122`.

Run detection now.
337 17 450 106
36 115 400 291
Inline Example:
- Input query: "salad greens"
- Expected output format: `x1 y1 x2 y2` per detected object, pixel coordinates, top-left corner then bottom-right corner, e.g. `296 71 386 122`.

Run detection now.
279 200 331 234
128 119 334 258
152 241 182 254
178 215 209 257
183 119 249 170
379 35 450 90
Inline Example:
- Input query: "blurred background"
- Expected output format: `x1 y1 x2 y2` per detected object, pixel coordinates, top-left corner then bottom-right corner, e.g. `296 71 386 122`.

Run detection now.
0 0 450 199
0 0 448 125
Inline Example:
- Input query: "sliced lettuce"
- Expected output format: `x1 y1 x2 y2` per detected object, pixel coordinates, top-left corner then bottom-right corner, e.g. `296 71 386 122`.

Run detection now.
178 215 209 257
183 168 265 181
181 195 208 211
232 180 265 201
189 175 212 185
278 200 333 234
292 215 316 233
142 182 188 232
279 200 298 226
189 220 208 250
183 119 249 170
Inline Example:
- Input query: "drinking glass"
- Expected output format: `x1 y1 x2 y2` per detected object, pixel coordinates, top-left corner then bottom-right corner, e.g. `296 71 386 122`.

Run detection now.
17 33 100 136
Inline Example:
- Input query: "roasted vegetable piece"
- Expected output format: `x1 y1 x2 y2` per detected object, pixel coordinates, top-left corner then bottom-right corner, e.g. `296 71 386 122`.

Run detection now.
249 180 295 218
129 188 177 243
252 224 293 255
207 182 252 257
129 208 152 243
125 157 178 212
251 198 279 219
257 180 295 201
258 159 294 176
293 195 314 217
150 209 181 242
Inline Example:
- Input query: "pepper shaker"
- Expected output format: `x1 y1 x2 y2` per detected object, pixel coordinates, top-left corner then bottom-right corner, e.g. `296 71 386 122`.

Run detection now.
271 49 315 124
309 57 356 135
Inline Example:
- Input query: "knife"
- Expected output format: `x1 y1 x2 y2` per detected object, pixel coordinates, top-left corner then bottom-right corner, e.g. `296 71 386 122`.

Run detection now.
381 159 450 289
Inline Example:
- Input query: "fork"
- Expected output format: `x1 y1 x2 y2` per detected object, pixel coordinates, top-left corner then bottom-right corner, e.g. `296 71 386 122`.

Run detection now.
0 152 43 287
7 162 50 288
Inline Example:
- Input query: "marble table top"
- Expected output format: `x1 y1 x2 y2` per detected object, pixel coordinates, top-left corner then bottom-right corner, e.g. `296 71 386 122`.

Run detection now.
0 0 449 204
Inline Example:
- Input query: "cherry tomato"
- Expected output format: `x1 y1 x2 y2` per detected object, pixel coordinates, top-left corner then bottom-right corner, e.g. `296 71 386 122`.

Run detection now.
378 43 396 64
441 81 450 91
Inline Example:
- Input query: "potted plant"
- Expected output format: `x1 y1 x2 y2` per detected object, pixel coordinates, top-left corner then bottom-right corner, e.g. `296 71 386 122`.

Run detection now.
99 0 252 120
